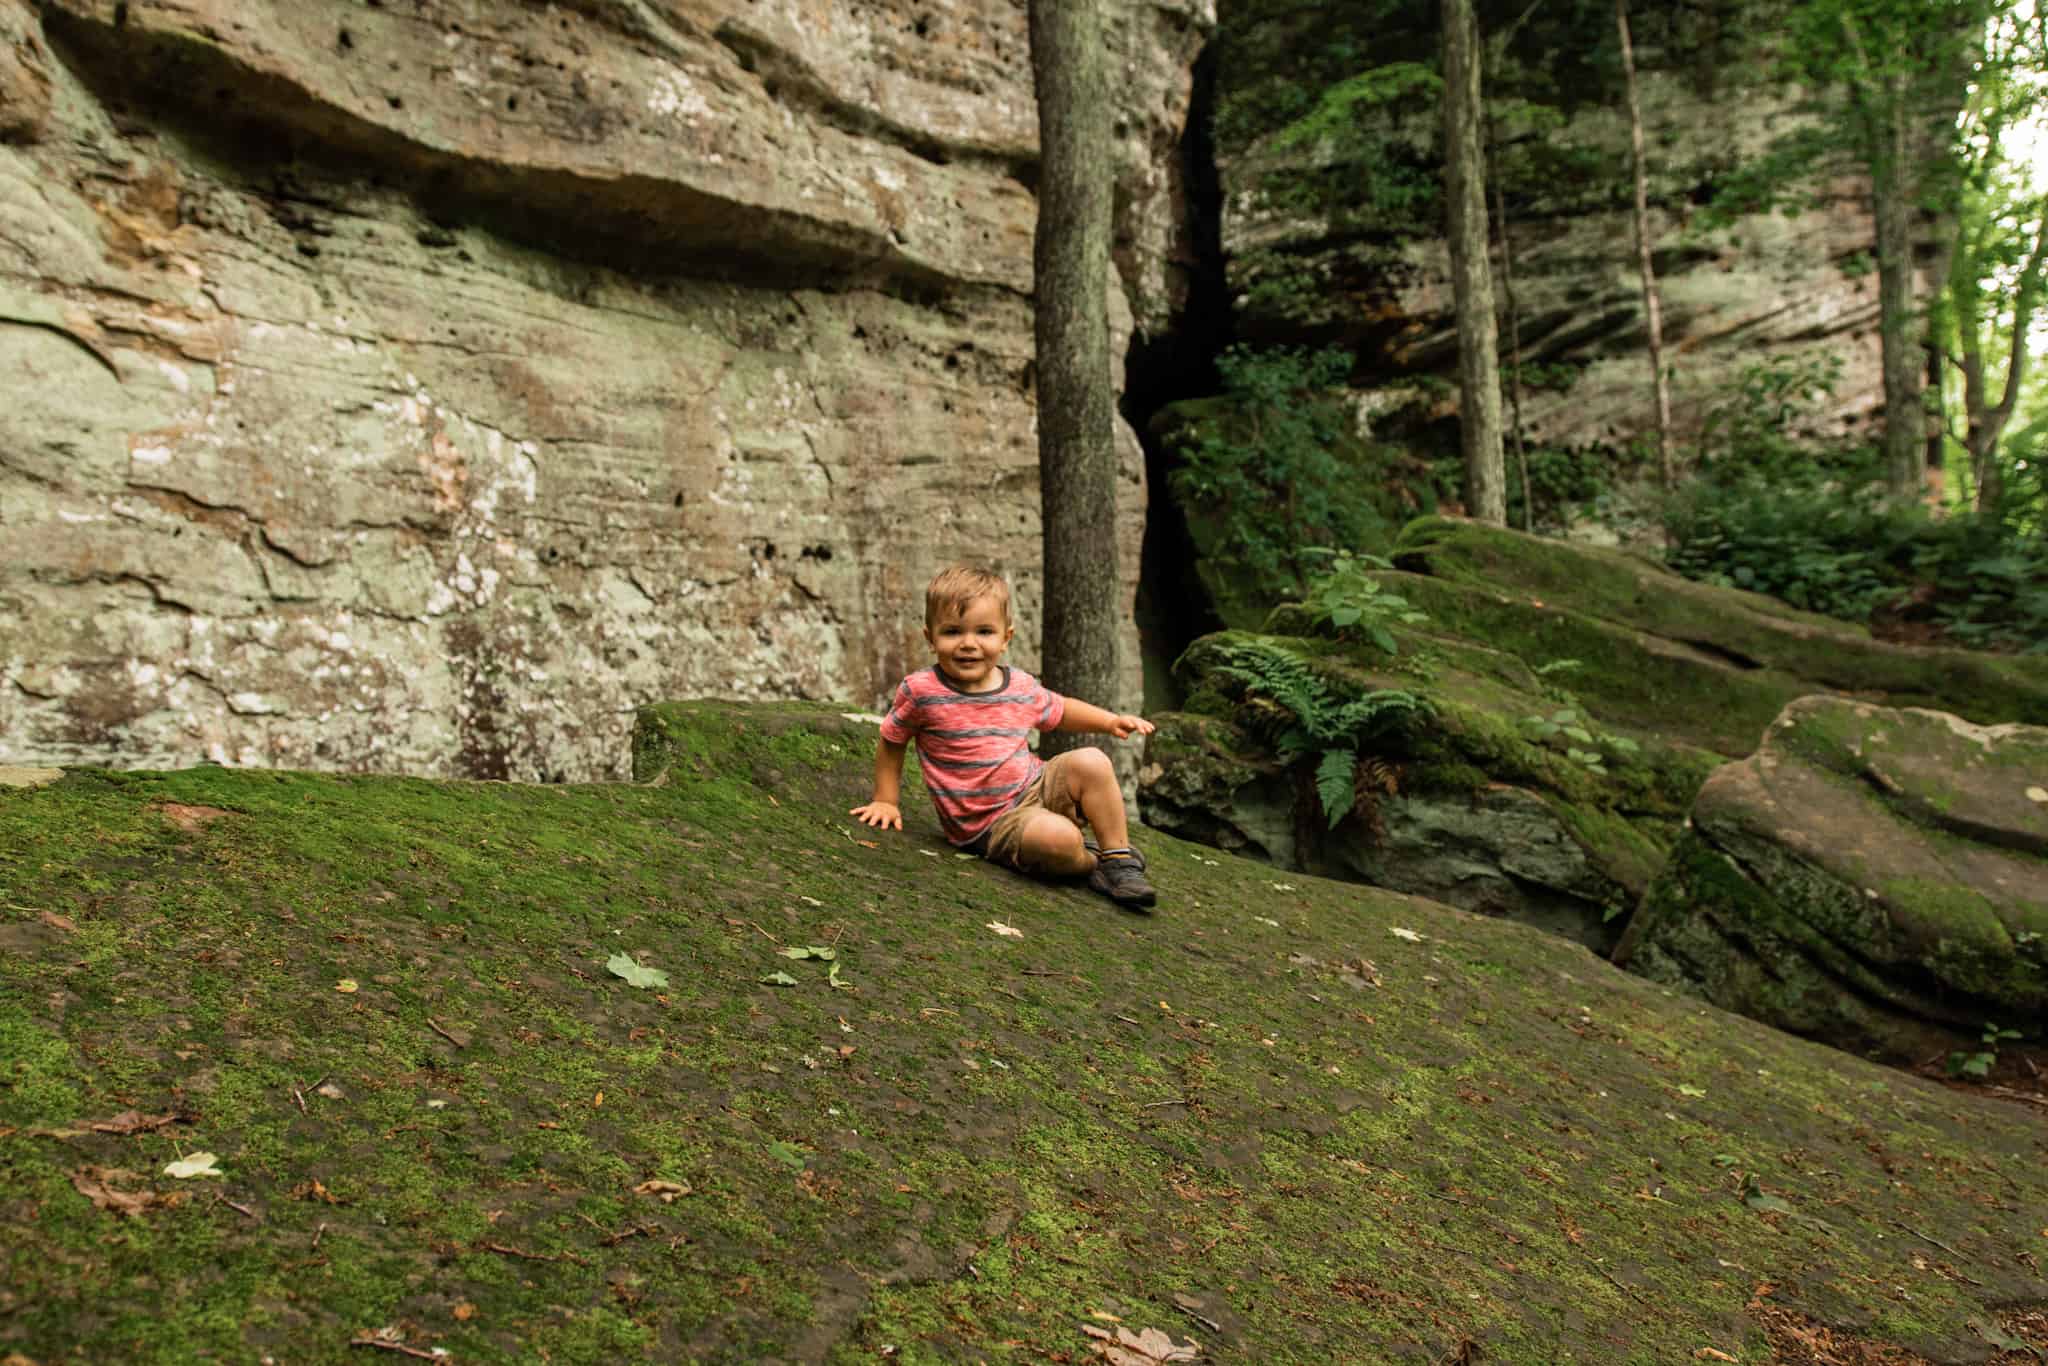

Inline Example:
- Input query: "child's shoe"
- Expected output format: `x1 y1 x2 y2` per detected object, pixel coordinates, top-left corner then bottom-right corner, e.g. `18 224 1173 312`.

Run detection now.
1088 847 1156 910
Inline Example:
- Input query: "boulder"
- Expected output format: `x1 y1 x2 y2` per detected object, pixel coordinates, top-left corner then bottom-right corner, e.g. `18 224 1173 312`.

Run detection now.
1143 631 1717 953
1620 696 2048 1061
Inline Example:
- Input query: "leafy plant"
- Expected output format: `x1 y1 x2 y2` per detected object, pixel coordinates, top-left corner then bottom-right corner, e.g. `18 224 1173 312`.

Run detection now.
1205 638 1429 827
1519 706 1640 775
1297 549 1430 655
1167 345 1391 595
1946 1023 2023 1080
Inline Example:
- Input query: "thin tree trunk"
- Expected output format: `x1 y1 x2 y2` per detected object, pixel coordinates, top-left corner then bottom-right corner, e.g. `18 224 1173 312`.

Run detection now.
1029 0 1119 748
1869 79 1928 499
1488 128 1532 532
1442 0 1507 524
1616 0 1674 487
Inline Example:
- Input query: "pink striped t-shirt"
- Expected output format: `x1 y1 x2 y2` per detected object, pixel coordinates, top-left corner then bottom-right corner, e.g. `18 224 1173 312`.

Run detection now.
880 665 1066 846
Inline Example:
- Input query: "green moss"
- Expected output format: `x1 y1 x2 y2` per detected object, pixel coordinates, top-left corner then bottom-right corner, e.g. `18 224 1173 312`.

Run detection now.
1 710 2042 1361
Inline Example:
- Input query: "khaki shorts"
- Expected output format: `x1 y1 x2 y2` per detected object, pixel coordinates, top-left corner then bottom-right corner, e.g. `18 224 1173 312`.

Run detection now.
977 750 1088 872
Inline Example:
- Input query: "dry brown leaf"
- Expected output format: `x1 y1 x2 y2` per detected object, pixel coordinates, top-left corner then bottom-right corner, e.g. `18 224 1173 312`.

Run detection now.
70 1167 181 1217
633 1179 692 1203
38 910 75 933
90 1110 179 1136
1692 1351 1739 1362
452 1302 477 1322
1080 1322 1201 1364
292 1179 344 1204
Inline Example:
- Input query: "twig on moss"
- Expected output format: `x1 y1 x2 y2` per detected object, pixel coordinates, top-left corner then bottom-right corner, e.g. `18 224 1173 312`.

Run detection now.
480 1241 588 1265
215 1192 260 1221
425 1018 464 1048
347 1336 444 1360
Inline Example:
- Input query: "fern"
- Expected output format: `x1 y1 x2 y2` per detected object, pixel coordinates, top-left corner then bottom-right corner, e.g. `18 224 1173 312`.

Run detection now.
1209 638 1431 827
1314 750 1359 828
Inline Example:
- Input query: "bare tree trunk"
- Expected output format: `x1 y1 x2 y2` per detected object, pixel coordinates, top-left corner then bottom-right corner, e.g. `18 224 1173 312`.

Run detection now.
1029 0 1119 749
1442 0 1506 524
1488 131 1532 533
1872 101 1927 500
1616 0 1674 487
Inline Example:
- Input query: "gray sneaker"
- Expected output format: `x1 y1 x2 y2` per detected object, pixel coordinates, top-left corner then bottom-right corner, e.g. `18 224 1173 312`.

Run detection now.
1088 847 1156 910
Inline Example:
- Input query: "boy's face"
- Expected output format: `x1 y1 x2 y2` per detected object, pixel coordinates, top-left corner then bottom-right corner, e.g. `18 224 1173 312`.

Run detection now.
924 593 1014 692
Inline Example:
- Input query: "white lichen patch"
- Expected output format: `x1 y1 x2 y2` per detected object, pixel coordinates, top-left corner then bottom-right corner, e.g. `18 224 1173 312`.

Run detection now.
648 73 713 122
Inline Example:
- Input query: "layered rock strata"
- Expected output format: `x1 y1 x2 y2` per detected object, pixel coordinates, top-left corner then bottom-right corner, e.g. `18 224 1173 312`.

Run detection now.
1620 697 2048 1061
1 0 1211 778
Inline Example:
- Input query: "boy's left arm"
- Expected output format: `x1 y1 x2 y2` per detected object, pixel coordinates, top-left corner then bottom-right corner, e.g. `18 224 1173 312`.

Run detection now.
1053 697 1155 740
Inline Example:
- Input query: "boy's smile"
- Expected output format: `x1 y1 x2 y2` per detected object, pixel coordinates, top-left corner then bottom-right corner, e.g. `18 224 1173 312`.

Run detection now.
926 593 1014 693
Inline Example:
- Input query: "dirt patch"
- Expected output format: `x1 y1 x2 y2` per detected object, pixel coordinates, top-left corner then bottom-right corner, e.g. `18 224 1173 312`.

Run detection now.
152 801 234 834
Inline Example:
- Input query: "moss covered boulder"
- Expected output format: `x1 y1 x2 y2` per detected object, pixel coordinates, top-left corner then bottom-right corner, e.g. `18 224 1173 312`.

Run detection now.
4 700 2047 1361
1143 631 1720 954
1393 518 2048 741
1620 697 2048 1065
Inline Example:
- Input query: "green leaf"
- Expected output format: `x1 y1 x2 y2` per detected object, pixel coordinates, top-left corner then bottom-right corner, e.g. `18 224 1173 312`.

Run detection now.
1367 626 1398 656
606 953 669 990
760 971 799 987
1677 1084 1707 1098
827 961 853 990
1314 749 1358 828
765 1141 808 1171
1562 726 1595 745
1740 1174 1793 1214
778 945 837 961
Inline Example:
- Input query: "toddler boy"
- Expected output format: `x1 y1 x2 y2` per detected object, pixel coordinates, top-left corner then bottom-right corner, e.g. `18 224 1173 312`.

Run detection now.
851 565 1158 909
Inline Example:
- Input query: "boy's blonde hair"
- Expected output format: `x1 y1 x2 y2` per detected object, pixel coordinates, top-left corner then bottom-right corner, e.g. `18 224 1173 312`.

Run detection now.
925 564 1012 629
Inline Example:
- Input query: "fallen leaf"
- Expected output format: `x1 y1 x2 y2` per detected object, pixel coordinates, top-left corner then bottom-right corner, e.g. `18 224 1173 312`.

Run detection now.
592 1091 604 1108
799 896 824 907
90 1110 179 1135
633 1179 692 1203
954 853 977 860
1678 1084 1707 1098
778 945 838 961
1270 882 1297 892
985 922 1024 938
162 1152 224 1180
38 910 76 933
1388 926 1425 942
606 952 669 990
760 971 799 987
1968 1316 2033 1353
765 1141 807 1171
335 979 359 994
855 839 879 849
919 849 939 858
1693 1350 1739 1362
291 1179 344 1204
827 961 853 990
157 802 231 834
452 1302 477 1322
71 1167 179 1217
314 1083 345 1100
1080 1323 1201 1364
2026 786 2047 803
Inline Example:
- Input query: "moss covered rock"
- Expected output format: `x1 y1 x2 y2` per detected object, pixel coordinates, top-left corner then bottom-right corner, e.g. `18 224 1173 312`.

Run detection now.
1394 518 2048 735
1145 630 1718 952
3 700 2046 1360
1621 697 2048 1063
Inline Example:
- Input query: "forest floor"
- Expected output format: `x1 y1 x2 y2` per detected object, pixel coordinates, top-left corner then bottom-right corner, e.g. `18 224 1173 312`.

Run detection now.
1 702 2044 1365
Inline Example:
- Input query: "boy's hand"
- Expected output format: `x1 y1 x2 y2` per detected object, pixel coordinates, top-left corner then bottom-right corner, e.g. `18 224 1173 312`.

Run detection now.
1108 714 1155 740
850 800 902 830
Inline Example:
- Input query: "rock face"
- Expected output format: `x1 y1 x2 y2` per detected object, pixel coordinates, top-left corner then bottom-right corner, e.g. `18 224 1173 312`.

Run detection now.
1213 0 1938 450
1620 697 2048 1061
0 0 1211 778
1142 519 2048 954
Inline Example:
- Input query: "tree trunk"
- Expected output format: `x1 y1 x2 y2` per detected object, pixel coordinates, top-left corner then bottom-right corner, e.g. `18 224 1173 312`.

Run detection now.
1616 0 1674 487
1028 0 1119 750
1442 0 1506 524
1869 82 1927 500
1489 138 1532 533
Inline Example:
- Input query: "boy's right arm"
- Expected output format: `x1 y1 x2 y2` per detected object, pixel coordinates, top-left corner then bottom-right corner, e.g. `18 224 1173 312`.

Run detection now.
850 737 908 830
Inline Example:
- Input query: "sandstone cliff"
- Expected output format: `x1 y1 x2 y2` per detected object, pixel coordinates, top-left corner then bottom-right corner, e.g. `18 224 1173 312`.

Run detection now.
1 0 1210 779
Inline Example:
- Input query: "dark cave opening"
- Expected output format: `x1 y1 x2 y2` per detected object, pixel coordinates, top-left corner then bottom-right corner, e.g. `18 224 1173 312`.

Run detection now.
1123 42 1231 713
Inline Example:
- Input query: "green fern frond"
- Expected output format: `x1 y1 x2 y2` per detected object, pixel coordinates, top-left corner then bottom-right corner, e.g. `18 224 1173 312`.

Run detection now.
1314 749 1359 828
